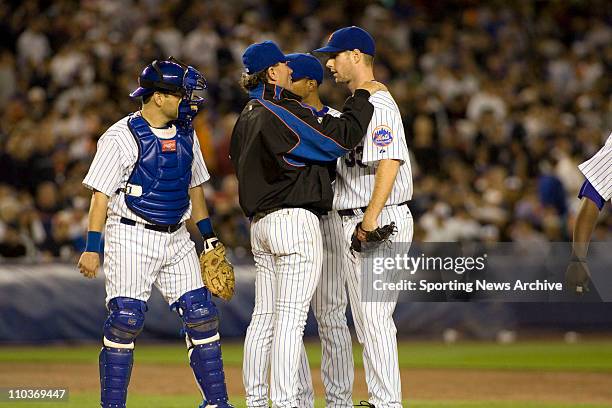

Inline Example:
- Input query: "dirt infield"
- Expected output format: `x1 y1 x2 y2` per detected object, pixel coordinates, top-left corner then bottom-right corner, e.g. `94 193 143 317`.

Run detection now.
2 363 612 405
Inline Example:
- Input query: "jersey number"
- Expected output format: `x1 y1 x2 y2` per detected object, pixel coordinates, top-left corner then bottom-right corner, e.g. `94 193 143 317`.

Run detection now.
345 146 367 168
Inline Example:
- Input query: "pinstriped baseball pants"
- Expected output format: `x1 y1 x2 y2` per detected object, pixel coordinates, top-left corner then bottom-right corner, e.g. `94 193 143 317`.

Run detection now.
243 209 323 408
297 205 413 408
343 205 413 408
296 211 353 408
103 215 203 305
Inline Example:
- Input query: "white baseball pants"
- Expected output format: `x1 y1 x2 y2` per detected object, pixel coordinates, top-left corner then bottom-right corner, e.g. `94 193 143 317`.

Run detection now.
243 208 323 408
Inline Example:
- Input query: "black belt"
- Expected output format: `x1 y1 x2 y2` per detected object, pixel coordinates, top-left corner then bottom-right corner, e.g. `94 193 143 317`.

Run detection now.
120 217 183 233
337 201 410 217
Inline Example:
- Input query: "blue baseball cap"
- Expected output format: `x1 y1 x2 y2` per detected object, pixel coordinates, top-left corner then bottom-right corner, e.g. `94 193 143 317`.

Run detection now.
242 40 287 74
313 26 376 57
286 53 323 84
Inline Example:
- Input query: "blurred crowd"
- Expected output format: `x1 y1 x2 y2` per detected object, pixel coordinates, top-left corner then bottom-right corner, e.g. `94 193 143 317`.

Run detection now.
0 0 610 262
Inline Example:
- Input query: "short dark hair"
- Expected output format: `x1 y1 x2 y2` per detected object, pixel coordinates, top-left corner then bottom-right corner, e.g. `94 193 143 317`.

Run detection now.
239 69 269 93
141 89 184 104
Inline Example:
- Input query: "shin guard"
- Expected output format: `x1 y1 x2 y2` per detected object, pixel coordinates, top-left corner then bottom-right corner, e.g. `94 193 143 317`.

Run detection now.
189 339 230 406
99 347 133 408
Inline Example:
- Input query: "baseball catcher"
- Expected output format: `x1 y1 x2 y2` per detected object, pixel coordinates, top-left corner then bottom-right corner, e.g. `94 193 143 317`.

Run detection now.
78 57 234 408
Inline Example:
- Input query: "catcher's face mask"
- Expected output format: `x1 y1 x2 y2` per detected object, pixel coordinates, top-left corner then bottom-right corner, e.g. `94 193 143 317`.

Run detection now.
167 56 207 125
182 65 207 109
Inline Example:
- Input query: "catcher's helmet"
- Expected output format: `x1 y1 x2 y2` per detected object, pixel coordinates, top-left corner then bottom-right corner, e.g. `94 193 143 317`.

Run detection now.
130 59 187 98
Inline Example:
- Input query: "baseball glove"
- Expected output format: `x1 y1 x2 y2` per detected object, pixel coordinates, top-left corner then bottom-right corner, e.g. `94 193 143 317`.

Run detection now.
200 238 235 301
565 256 590 295
351 221 397 253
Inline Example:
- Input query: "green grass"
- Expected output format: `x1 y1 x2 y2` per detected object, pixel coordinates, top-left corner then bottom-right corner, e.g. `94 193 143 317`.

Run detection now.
395 341 612 371
2 340 612 372
3 341 612 407
6 393 611 408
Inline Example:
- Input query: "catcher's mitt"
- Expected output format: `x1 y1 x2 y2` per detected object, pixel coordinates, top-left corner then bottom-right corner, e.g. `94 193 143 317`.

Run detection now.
351 221 397 253
200 238 235 301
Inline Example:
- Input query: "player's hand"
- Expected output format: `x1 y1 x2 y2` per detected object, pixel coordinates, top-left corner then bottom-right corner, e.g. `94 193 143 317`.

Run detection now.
359 218 378 239
565 258 591 295
78 252 100 279
357 80 388 95
351 221 396 253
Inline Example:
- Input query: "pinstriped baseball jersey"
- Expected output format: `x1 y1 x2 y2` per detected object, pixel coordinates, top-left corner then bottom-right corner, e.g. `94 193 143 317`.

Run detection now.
83 113 210 222
578 132 612 201
333 91 412 210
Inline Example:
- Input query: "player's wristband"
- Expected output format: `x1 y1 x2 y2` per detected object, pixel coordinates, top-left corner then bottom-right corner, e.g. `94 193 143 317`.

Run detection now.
197 218 215 240
85 231 102 253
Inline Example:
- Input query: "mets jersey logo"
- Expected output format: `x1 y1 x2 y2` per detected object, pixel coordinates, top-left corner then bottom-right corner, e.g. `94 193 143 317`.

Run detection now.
372 125 393 147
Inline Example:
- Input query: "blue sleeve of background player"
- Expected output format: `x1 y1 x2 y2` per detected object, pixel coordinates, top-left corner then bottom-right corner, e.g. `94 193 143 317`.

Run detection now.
578 179 605 210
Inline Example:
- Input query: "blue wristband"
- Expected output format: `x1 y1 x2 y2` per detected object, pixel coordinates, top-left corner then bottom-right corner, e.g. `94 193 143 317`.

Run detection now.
85 231 102 253
196 218 214 237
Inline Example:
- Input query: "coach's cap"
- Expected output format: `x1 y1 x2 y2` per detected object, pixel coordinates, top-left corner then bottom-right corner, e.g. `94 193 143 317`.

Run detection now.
286 53 323 85
313 26 375 57
242 40 287 74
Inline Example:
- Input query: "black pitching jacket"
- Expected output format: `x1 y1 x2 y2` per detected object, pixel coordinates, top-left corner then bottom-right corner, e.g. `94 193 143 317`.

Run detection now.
230 82 374 217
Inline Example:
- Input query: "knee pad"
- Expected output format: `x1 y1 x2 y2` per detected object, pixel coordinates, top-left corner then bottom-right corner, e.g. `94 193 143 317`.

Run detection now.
103 297 147 349
172 288 219 345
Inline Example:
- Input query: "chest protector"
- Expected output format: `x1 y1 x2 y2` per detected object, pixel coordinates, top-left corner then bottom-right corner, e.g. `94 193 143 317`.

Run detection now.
125 114 194 225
